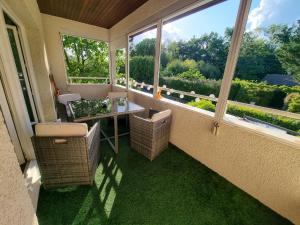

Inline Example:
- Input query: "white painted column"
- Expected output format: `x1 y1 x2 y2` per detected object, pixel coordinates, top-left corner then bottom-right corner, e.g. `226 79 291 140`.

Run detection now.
109 44 116 85
125 35 129 90
109 50 117 85
153 19 163 97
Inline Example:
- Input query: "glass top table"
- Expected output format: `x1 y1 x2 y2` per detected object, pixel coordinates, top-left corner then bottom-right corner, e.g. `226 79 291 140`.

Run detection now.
68 99 145 122
68 99 145 153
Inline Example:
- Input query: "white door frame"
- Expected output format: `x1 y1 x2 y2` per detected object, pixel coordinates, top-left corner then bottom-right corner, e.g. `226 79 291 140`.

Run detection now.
0 58 25 164
6 24 39 123
0 6 37 160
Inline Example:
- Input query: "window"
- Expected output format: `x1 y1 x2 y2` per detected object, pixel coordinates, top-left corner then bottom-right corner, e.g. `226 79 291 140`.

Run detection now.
128 26 157 93
225 0 300 137
61 34 109 84
158 1 240 113
115 48 126 86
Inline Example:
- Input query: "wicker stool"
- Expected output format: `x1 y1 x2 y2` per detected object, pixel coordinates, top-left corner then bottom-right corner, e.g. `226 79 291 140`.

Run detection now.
129 109 171 161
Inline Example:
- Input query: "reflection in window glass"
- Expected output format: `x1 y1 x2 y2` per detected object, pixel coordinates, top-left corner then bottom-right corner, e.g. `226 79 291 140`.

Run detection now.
115 48 126 86
61 34 109 84
129 27 157 93
159 1 240 113
226 0 300 137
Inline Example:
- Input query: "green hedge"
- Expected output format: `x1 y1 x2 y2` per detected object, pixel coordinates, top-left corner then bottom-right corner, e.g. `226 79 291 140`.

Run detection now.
160 76 300 109
188 100 300 133
130 56 154 84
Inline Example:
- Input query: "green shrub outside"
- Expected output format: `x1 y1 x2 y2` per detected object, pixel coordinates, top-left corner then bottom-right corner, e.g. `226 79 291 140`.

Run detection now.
129 56 154 84
160 77 221 96
284 93 300 113
160 76 300 110
178 70 206 81
188 100 300 132
188 100 215 112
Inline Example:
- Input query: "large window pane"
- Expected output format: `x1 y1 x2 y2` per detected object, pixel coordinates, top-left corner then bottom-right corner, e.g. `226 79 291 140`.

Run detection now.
129 27 157 93
115 48 126 86
61 34 109 84
226 0 300 137
159 1 240 113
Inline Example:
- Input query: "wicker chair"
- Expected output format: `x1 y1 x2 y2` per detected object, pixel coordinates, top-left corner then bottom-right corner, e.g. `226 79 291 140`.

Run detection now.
130 109 172 161
32 121 100 188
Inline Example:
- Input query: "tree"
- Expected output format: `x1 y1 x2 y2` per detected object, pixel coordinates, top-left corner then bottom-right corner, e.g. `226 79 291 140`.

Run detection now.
129 56 154 83
116 49 125 74
130 38 156 57
235 31 284 80
276 21 300 82
62 35 109 80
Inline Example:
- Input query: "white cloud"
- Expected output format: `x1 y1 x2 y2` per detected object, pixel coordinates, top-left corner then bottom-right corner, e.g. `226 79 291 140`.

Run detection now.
247 0 300 31
139 29 157 39
133 23 183 45
162 23 183 41
247 0 285 31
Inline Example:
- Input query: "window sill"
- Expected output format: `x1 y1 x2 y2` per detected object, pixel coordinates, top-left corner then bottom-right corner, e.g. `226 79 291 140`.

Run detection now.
128 88 154 98
126 87 299 148
114 84 126 89
223 114 300 149
67 83 111 86
127 88 215 119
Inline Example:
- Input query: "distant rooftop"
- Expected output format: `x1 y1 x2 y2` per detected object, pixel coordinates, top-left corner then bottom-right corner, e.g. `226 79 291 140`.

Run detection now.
263 74 299 86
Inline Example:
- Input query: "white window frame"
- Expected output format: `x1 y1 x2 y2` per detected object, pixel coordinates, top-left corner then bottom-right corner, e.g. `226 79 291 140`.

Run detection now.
127 22 159 93
123 0 300 144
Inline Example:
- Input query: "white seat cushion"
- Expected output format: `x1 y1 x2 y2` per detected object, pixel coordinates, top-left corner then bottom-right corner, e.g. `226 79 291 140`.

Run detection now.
35 123 88 137
57 93 81 105
151 109 171 122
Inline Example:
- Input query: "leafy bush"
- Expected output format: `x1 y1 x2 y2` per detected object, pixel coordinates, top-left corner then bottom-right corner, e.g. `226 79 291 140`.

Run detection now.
183 59 198 70
229 79 279 107
284 93 300 113
160 73 300 110
160 76 221 96
188 100 215 112
178 70 205 81
166 59 189 75
197 60 222 79
129 56 154 84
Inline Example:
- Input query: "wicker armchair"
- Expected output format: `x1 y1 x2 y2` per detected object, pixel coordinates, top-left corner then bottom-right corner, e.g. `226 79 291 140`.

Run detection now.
130 109 172 161
32 121 100 188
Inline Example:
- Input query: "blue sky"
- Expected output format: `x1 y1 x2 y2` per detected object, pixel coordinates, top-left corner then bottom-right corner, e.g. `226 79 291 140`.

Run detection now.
132 0 300 45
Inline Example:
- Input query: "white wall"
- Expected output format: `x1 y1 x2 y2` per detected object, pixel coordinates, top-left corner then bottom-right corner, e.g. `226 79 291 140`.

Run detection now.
113 86 300 225
42 14 111 98
0 110 38 225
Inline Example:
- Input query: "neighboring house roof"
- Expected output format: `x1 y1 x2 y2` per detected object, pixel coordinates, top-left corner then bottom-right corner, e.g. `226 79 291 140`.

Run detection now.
263 74 299 86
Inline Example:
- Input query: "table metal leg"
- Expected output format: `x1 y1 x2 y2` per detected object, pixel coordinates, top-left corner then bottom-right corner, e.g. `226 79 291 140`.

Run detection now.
100 128 115 152
114 115 118 153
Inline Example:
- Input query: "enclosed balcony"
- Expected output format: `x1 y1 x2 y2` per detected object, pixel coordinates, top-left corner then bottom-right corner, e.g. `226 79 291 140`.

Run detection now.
0 0 299 225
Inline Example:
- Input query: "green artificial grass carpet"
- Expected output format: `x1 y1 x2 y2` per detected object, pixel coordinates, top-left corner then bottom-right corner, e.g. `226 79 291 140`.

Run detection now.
37 137 292 225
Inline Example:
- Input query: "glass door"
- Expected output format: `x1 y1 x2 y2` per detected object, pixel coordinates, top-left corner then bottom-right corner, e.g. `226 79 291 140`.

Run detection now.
5 22 38 124
0 61 25 164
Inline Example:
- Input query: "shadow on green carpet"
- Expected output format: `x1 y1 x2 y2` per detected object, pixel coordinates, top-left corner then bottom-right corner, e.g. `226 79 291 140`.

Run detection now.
37 137 293 225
